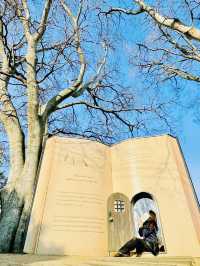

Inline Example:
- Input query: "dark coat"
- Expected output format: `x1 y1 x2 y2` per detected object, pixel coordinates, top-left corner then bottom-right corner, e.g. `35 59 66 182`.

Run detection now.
138 218 159 256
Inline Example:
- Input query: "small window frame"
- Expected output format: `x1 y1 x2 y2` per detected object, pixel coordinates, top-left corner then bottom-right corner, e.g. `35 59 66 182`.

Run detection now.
114 199 125 213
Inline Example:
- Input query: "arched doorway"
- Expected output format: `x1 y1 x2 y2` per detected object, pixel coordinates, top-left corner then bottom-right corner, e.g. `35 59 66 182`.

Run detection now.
131 192 166 252
107 193 133 253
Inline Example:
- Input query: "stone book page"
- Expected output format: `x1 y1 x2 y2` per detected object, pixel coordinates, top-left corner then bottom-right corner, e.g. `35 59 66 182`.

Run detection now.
110 136 200 256
24 137 112 256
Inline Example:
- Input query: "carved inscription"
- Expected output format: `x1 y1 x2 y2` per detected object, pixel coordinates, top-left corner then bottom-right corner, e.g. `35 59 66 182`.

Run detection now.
56 144 105 169
64 175 98 184
50 191 105 233
55 191 104 207
52 216 104 233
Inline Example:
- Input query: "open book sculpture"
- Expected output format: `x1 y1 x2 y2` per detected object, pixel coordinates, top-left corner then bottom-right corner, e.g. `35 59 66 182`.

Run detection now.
24 135 200 256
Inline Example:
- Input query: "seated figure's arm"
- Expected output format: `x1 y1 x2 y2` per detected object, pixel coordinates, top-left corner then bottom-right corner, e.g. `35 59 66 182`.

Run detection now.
138 227 144 237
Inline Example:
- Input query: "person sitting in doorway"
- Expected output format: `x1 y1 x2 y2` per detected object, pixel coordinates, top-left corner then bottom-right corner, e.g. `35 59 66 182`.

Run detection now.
114 210 160 257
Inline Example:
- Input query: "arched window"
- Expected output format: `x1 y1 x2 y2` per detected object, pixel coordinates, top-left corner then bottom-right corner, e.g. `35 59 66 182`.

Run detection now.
131 192 165 252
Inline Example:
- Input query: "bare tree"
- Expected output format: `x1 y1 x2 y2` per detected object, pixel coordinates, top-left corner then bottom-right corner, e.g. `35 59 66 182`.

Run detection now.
0 0 174 252
105 0 200 110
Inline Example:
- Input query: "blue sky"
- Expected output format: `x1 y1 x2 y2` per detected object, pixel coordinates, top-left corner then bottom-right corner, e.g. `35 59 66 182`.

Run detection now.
180 114 200 202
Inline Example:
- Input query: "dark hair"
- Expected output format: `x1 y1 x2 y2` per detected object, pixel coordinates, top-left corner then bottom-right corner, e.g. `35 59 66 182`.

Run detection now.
149 210 156 216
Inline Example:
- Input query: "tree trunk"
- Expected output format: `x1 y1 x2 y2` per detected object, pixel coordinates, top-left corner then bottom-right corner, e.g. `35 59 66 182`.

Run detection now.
0 121 44 253
12 198 32 253
0 153 42 252
0 189 24 252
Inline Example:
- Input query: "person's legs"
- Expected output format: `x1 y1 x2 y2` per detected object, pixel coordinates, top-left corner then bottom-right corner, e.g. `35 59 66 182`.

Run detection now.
118 238 137 255
115 237 146 257
135 239 146 256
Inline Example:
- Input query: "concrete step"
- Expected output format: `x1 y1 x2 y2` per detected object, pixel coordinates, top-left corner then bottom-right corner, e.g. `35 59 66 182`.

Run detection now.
77 261 178 266
0 255 199 266
78 264 178 266
77 257 197 266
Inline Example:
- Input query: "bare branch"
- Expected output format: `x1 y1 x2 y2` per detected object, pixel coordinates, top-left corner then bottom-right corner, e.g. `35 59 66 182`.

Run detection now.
158 26 200 62
73 42 108 97
60 0 86 89
134 0 200 41
0 18 21 120
0 71 26 84
0 18 9 71
17 0 32 40
103 7 143 16
41 39 109 119
161 64 200 82
34 0 52 42
55 100 142 113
